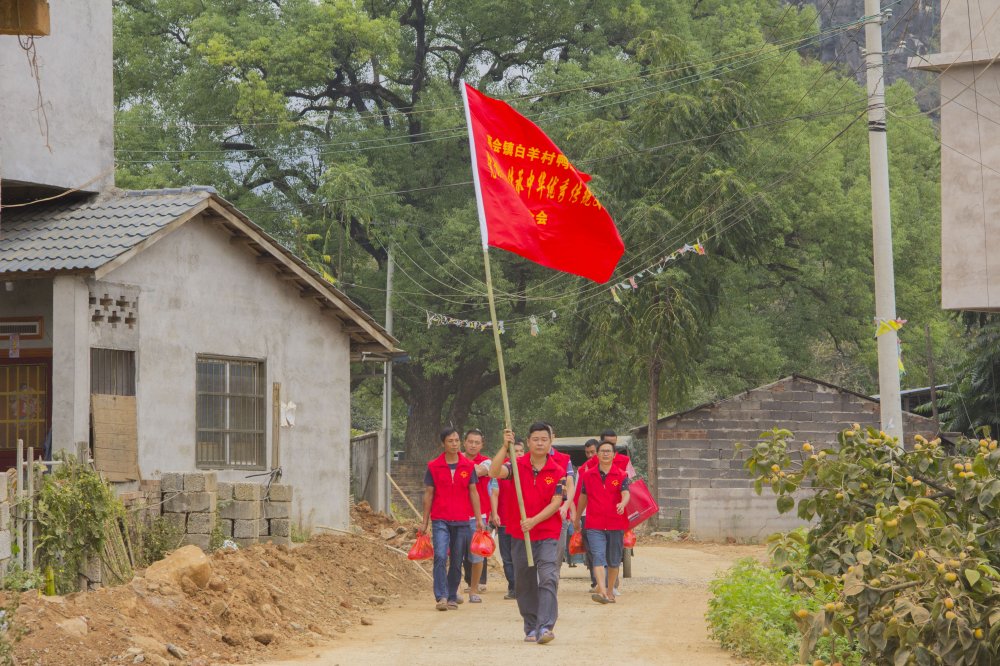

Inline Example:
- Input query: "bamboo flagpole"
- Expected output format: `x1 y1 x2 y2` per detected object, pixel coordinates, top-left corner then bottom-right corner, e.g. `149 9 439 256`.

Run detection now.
460 80 534 566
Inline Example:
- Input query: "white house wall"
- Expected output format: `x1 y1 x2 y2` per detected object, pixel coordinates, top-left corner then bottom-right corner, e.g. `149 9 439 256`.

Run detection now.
0 0 114 192
103 216 352 530
0 278 53 350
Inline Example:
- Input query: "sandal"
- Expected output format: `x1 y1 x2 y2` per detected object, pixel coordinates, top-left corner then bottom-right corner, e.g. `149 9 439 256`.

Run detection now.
524 632 537 643
454 596 464 604
446 601 459 610
435 599 448 611
469 594 482 603
591 593 611 605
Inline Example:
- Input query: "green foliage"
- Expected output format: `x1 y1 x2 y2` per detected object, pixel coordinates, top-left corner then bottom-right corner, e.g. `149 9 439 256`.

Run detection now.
126 512 184 569
707 558 803 663
32 456 123 594
707 557 861 665
0 592 23 666
746 427 1000 665
0 564 41 592
938 315 1000 436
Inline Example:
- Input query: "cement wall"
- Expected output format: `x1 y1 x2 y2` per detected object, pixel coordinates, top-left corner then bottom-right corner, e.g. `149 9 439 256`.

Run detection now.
51 275 89 449
908 0 1000 310
0 0 113 192
103 215 352 531
688 488 812 542
652 377 941 535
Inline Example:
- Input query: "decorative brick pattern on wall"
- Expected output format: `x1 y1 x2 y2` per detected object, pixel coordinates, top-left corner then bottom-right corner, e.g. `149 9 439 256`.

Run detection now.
652 376 941 534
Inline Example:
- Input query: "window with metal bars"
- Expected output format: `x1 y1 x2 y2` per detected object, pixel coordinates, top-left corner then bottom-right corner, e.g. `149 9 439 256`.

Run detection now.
90 348 136 396
195 356 266 469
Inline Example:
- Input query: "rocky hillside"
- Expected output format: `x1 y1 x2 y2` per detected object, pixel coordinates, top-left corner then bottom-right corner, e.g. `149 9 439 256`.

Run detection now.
805 0 940 111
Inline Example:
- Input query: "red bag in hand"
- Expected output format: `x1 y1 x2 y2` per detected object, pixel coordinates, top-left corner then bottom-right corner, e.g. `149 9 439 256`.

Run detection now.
408 531 433 560
623 529 637 548
625 478 660 528
470 529 496 557
568 531 586 555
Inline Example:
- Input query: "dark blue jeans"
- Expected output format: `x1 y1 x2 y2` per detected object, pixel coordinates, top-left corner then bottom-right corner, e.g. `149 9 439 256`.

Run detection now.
498 526 515 593
432 520 471 602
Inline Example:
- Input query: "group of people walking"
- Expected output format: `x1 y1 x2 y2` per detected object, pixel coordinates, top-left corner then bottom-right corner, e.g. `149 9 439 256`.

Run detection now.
420 422 632 645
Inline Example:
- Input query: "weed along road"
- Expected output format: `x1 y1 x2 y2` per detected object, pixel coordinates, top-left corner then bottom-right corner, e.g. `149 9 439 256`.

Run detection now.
254 541 763 666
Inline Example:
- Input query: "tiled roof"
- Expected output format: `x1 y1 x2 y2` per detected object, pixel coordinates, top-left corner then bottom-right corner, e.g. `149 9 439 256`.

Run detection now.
0 187 216 274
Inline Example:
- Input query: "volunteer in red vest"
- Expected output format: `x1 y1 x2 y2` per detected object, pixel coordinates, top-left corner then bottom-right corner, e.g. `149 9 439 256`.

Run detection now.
573 440 631 604
490 423 566 645
421 428 485 611
462 428 491 602
490 438 524 600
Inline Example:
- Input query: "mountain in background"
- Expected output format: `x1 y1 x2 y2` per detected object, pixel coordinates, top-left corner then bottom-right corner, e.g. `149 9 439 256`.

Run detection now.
804 0 940 112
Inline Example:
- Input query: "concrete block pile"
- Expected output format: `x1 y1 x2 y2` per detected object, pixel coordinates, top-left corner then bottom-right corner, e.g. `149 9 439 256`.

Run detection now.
160 472 218 551
160 472 294 550
217 481 293 546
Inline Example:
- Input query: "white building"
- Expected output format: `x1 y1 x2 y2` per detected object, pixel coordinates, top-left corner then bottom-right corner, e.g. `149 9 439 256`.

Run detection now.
0 187 398 530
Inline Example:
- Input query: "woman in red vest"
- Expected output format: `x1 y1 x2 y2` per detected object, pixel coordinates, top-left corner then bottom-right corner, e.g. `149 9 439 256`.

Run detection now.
574 440 631 604
489 423 566 645
421 428 484 611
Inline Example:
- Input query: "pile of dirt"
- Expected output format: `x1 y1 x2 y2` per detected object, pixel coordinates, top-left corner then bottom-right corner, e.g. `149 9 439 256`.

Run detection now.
9 505 428 665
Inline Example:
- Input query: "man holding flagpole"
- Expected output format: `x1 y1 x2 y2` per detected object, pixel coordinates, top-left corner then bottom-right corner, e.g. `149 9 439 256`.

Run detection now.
460 80 624 642
490 424 566 644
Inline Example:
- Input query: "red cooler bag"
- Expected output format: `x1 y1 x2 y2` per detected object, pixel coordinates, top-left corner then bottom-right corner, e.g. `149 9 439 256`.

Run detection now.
408 531 433 560
625 478 659 528
470 529 496 557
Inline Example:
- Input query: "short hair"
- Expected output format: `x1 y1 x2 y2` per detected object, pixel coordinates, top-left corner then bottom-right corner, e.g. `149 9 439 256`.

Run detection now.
583 438 599 449
464 428 484 440
600 429 617 438
598 440 616 451
439 427 460 442
528 422 553 437
514 437 525 446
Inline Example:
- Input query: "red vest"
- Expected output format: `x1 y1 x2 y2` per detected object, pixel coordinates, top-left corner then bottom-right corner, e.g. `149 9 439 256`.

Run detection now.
507 454 565 541
575 454 629 502
468 453 491 518
427 453 476 522
549 449 571 473
497 457 519 528
579 465 629 530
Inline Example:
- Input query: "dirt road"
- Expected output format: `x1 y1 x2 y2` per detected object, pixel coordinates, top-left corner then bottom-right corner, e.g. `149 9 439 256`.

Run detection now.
253 541 763 666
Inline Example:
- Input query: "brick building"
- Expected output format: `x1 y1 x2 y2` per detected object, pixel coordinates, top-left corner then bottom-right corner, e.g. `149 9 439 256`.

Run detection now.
632 375 942 541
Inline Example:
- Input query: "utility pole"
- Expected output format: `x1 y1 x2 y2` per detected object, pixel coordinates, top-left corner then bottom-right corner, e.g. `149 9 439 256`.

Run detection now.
863 0 904 442
382 246 394 513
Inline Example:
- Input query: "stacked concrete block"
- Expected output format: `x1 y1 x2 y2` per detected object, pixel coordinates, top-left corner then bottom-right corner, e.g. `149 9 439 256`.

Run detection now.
264 484 293 545
161 472 218 551
160 474 296 550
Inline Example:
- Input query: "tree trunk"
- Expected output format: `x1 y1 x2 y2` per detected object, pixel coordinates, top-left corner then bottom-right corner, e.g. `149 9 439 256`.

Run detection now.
397 372 449 462
647 347 661 522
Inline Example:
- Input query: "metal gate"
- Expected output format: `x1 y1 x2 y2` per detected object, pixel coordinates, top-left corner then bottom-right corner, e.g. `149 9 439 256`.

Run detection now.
350 431 381 508
0 361 50 457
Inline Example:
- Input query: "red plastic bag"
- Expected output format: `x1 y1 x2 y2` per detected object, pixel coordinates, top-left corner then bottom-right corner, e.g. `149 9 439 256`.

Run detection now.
470 529 495 557
568 531 586 555
408 531 433 560
623 529 637 548
625 478 660 528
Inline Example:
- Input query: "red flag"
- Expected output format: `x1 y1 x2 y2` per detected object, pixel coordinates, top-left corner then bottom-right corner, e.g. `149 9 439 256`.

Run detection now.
462 83 624 283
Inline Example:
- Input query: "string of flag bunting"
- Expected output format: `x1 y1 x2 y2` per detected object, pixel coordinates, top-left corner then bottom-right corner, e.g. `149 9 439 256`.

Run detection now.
610 240 706 304
426 309 558 335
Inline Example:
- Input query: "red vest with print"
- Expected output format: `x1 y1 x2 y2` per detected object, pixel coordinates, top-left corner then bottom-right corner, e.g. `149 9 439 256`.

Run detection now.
579 465 629 530
574 453 629 502
469 453 491 517
508 455 565 541
427 453 476 522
